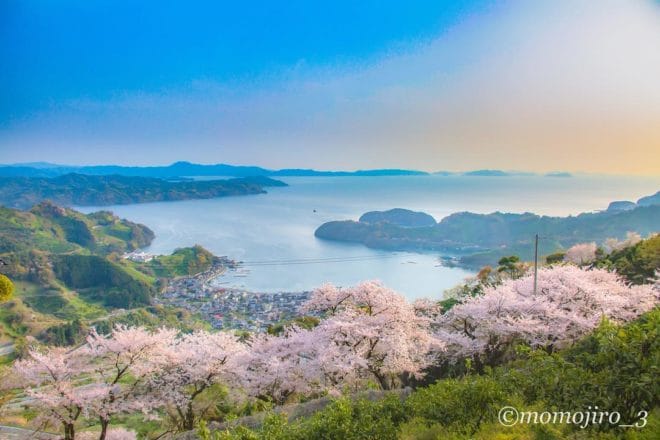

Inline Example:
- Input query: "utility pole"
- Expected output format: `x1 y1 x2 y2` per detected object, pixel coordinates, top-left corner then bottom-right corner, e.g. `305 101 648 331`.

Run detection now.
533 234 539 295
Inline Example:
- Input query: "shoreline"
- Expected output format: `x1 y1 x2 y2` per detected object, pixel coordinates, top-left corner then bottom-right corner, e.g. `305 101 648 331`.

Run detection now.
157 259 311 332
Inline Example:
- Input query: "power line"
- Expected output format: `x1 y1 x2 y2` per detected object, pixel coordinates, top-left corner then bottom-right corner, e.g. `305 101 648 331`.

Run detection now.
239 254 401 267
130 253 406 268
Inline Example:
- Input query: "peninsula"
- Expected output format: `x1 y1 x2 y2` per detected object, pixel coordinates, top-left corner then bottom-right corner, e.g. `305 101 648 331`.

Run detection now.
315 194 660 267
0 173 286 209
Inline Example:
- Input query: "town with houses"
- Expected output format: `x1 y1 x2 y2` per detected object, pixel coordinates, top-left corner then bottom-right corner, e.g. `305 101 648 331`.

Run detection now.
154 257 312 331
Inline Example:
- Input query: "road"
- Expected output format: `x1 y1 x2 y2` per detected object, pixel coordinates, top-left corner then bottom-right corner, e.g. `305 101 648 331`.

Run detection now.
0 425 57 439
0 342 15 357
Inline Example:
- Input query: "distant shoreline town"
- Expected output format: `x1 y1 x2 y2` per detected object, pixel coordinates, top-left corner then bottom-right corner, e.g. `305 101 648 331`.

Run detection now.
125 251 311 331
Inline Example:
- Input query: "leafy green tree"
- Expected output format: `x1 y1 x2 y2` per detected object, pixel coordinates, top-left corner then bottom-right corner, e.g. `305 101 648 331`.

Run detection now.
0 273 14 302
607 234 660 284
503 309 660 428
406 375 508 436
497 255 525 279
545 252 565 264
42 319 88 346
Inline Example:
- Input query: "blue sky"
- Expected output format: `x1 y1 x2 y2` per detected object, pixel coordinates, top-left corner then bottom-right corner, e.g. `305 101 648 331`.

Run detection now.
1 0 489 118
2 0 660 174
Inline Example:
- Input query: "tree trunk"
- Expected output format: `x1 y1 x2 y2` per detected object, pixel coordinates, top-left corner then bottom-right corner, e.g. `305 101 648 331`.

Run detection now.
99 418 109 440
184 402 195 431
64 423 75 440
372 371 390 390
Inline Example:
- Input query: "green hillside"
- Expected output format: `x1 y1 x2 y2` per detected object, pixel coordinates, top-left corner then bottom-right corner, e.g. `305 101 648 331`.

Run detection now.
0 201 154 256
127 244 215 278
0 202 208 353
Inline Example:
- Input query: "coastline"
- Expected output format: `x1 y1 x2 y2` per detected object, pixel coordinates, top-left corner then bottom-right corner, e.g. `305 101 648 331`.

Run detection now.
156 258 311 331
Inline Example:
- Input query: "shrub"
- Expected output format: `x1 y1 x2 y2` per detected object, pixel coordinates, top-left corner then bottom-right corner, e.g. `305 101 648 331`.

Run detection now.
405 374 509 436
0 273 14 302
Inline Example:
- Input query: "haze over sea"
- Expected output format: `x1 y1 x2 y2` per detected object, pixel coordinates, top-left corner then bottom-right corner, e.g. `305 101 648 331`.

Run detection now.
78 174 660 300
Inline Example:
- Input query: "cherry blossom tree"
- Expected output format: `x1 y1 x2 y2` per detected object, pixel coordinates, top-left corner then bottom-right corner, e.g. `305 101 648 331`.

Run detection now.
241 326 324 405
11 270 656 431
83 325 177 440
435 265 658 367
412 298 444 321
603 231 642 253
301 281 442 390
564 242 598 265
150 330 247 431
13 346 97 440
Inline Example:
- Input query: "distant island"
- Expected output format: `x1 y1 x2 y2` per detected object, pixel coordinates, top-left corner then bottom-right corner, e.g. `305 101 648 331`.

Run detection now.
544 171 573 178
0 173 286 209
0 161 573 179
315 192 660 267
463 169 524 177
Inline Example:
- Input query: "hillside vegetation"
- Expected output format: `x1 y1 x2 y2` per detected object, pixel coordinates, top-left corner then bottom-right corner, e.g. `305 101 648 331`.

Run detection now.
0 201 153 270
3 240 658 439
198 310 660 440
0 202 209 350
139 245 216 278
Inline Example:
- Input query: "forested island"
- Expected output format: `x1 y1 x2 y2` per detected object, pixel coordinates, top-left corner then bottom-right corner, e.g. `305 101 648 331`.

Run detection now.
315 192 660 266
0 173 286 209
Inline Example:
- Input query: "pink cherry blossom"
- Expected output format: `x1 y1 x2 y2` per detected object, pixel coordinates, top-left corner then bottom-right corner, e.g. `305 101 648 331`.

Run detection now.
13 346 97 440
564 242 598 265
301 281 443 390
603 231 643 253
150 330 247 430
83 325 178 440
435 265 658 365
241 326 324 405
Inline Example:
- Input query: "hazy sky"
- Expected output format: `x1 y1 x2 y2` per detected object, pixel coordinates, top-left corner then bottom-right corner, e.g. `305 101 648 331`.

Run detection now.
1 0 660 174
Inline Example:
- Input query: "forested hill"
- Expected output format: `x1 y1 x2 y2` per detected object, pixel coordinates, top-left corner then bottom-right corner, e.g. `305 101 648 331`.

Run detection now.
0 202 215 348
0 201 154 255
0 173 287 209
315 204 660 266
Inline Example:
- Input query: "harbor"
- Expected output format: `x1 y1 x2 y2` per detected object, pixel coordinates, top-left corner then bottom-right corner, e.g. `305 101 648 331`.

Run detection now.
156 258 311 331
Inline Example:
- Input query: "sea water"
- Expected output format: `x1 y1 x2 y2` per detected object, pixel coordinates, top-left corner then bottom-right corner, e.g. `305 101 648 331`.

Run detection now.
77 174 660 300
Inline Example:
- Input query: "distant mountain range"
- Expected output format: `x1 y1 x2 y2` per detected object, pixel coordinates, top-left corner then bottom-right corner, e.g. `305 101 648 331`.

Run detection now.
0 162 571 178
